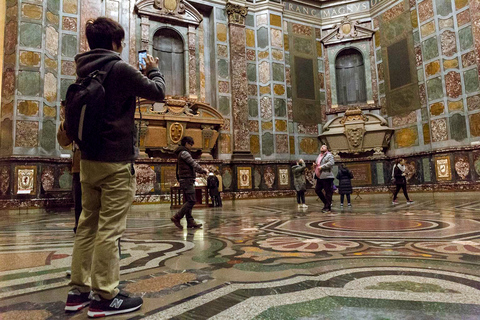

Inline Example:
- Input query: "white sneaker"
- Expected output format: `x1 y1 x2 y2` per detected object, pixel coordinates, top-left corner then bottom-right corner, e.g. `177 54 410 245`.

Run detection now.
301 204 308 208
407 200 414 204
297 204 302 208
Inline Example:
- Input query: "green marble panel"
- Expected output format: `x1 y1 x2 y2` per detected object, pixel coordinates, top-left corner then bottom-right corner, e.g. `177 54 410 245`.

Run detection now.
379 82 385 95
421 107 429 122
274 98 286 117
218 59 229 79
19 23 42 48
464 68 479 94
435 0 452 17
262 132 274 156
459 26 473 51
319 91 326 104
423 157 431 181
247 63 256 82
218 96 230 116
285 53 290 64
317 59 324 72
426 77 444 101
257 27 268 49
47 0 60 12
422 37 439 61
60 79 75 100
450 113 467 141
376 162 384 185
287 87 292 99
215 8 226 21
272 63 284 82
17 71 40 96
248 98 258 117
293 37 313 55
41 119 56 151
245 14 254 27
59 170 72 189
62 34 77 57
376 49 382 61
417 68 424 82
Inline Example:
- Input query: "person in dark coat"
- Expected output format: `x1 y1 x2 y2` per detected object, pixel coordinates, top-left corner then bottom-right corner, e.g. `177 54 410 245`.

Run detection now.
336 164 354 207
207 172 220 207
391 158 414 205
292 159 307 208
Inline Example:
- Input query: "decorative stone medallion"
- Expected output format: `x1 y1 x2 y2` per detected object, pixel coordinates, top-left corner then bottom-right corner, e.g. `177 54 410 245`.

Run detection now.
0 166 10 195
264 166 275 189
15 166 37 195
454 156 470 180
41 166 55 192
135 164 156 194
237 167 252 189
435 156 452 181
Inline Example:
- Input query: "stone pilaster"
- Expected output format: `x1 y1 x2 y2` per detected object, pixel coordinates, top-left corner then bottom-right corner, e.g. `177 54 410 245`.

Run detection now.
188 25 197 98
80 0 102 52
470 0 480 83
140 15 150 50
226 2 253 160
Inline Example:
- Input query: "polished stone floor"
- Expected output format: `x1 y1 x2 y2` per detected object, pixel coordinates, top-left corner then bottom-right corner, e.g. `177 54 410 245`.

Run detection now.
0 192 480 319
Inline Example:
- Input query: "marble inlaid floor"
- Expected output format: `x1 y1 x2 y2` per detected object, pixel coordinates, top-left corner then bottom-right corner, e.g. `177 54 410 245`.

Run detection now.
0 192 480 319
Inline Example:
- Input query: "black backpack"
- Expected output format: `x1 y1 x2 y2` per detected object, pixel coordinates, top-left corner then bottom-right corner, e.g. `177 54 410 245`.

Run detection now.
64 61 117 151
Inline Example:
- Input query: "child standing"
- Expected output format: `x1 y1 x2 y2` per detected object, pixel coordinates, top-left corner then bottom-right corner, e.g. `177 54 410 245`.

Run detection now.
292 159 307 208
207 172 220 207
336 164 354 208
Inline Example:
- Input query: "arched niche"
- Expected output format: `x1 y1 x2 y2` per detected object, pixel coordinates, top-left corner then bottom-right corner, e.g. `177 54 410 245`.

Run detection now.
153 28 186 96
335 48 367 105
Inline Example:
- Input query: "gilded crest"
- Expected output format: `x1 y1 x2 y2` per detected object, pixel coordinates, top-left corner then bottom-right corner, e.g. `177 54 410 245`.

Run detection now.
345 127 365 148
169 122 183 144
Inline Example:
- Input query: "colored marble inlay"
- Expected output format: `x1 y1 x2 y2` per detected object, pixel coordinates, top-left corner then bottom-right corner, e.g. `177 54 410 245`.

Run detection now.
427 77 444 102
441 30 457 57
382 2 405 22
250 135 260 154
430 102 445 116
15 121 39 147
292 23 313 36
438 18 453 30
274 84 285 96
218 81 229 93
464 69 479 94
246 29 255 48
19 51 41 67
276 134 289 153
217 44 228 58
22 4 42 20
425 60 440 77
395 127 418 148
270 14 281 27
392 111 417 127
443 58 458 70
275 120 287 132
431 118 448 142
470 113 480 137
467 95 480 111
461 51 476 68
418 0 434 23
260 97 272 119
17 100 39 117
448 100 463 111
421 21 436 38
299 137 318 154
216 24 227 42
62 16 77 32
445 71 462 99
456 10 470 27
271 29 283 48
423 123 431 144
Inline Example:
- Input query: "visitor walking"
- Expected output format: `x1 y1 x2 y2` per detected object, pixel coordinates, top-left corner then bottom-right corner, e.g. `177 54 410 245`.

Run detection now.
336 163 354 208
392 158 414 205
313 145 335 213
292 159 307 208
171 136 208 229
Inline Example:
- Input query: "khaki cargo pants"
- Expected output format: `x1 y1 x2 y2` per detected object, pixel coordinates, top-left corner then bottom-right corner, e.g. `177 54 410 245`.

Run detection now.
69 160 136 299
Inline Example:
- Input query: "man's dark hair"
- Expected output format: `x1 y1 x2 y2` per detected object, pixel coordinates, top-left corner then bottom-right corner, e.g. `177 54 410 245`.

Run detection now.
85 17 125 50
181 136 194 146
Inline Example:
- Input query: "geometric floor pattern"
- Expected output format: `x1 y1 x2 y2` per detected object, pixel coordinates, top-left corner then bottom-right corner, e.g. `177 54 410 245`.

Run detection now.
0 192 479 319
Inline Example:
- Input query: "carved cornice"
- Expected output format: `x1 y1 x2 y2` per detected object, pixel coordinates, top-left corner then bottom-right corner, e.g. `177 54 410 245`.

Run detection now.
135 0 202 26
226 2 248 25
321 16 375 46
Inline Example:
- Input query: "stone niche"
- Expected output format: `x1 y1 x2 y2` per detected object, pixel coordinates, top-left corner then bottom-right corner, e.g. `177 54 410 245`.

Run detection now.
135 98 224 159
319 107 393 158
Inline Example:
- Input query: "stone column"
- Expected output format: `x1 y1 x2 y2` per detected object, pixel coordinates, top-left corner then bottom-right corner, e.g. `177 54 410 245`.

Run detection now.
470 0 480 83
188 25 197 99
226 2 253 160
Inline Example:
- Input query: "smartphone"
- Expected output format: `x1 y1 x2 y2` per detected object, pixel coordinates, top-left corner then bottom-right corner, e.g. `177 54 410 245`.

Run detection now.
138 50 147 70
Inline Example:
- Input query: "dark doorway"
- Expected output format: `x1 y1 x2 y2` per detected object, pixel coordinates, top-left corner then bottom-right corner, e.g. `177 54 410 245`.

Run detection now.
335 48 367 105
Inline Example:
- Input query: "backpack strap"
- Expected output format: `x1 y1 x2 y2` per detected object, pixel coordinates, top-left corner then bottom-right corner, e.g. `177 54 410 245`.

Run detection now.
95 60 119 85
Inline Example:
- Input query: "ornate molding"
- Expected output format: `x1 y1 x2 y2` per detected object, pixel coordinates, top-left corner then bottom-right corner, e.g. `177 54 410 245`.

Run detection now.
320 16 375 46
226 2 248 25
135 0 202 27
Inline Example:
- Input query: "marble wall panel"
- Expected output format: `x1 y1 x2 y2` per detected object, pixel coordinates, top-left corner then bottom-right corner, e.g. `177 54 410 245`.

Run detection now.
250 135 260 155
247 63 256 82
0 166 10 195
395 126 418 148
257 14 267 26
272 63 284 82
45 26 58 56
445 71 462 98
448 100 463 111
419 83 427 106
17 71 40 97
17 100 39 117
3 69 16 99
297 123 318 135
248 98 258 117
262 121 273 131
383 2 405 22
271 29 283 48
260 97 272 119
438 18 453 30
63 0 78 13
427 77 444 101
425 60 440 76
45 57 57 71
423 123 431 144
61 61 76 76
456 10 470 27
299 137 319 154
62 16 77 31
218 81 230 93
43 105 56 118
258 28 269 48
436 0 452 17
19 51 41 67
217 44 228 58
219 133 231 154
43 73 57 103
15 121 39 147
455 0 468 10
62 34 77 58
450 113 467 141
274 99 286 117
272 49 283 61
293 37 313 55
421 21 436 37
262 132 274 156
470 113 480 137
4 20 18 55
246 29 255 48
276 134 288 153
273 84 285 95
275 120 287 132
216 23 227 42
431 118 448 142
219 96 230 116
246 49 256 61
40 119 56 151
249 120 259 132
443 58 458 70
459 26 474 51
462 51 476 68
292 23 313 37
259 61 270 84
20 22 42 48
467 95 480 111
422 38 439 62
411 10 418 28
441 30 457 57
259 86 270 95
430 102 445 116
392 111 417 127
464 68 479 94
418 0 434 22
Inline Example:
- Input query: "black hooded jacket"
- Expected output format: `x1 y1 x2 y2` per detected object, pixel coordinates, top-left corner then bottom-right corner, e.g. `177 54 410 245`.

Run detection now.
75 49 165 162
